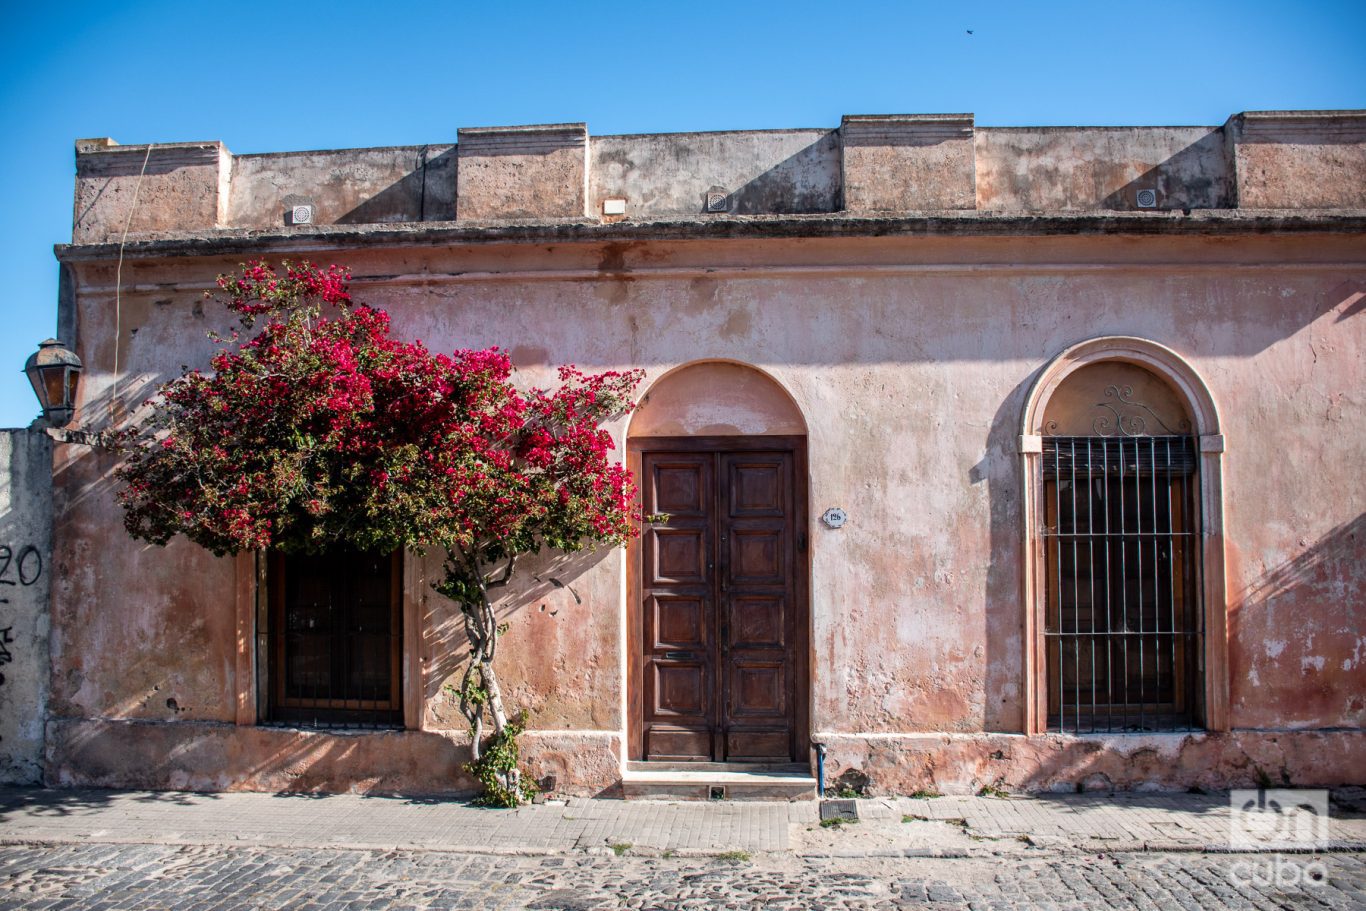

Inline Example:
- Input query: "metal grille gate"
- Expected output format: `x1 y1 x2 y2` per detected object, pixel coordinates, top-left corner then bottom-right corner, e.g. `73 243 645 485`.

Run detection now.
1042 435 1203 733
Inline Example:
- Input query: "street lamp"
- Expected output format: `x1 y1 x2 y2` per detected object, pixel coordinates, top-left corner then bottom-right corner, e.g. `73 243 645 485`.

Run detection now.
24 339 83 427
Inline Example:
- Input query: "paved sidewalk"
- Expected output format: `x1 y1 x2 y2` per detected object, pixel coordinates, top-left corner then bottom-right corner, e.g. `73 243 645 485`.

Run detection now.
1 787 1363 858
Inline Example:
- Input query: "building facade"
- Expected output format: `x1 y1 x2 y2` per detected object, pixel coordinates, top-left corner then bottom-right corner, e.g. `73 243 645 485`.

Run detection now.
34 111 1366 796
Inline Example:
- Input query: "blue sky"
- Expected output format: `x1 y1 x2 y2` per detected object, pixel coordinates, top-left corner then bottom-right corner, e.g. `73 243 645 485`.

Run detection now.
1 0 1363 427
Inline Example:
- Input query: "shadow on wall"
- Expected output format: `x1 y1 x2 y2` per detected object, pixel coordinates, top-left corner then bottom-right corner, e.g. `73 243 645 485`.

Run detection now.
48 713 478 796
976 370 1039 733
1101 131 1233 211
1230 513 1366 727
1238 513 1365 618
335 147 458 224
50 375 160 518
725 133 842 215
1334 284 1366 322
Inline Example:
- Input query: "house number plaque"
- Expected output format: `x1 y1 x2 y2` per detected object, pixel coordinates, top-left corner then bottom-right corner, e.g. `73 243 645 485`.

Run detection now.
821 508 848 529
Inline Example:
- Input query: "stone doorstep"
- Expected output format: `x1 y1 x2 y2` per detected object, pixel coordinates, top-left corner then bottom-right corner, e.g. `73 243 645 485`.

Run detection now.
621 764 817 801
623 761 811 773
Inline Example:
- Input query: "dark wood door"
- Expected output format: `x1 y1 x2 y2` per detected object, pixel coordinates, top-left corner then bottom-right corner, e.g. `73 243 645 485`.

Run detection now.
638 440 805 762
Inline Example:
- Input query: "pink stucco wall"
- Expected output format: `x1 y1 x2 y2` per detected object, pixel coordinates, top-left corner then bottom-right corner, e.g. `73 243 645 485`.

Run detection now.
47 230 1366 795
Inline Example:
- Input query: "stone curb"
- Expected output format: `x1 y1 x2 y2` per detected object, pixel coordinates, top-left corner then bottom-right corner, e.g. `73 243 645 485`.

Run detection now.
9 832 1362 862
1201 842 1366 854
0 835 774 861
0 835 571 857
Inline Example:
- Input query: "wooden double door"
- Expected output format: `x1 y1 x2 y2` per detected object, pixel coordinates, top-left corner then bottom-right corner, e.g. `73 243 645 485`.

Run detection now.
630 437 808 763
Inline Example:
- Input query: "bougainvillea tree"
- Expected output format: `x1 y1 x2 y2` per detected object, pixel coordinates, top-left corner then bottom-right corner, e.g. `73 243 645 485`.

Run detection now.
117 261 643 804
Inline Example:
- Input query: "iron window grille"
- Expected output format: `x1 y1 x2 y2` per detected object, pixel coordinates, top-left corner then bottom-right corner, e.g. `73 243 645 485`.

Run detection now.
265 549 403 729
1042 435 1204 733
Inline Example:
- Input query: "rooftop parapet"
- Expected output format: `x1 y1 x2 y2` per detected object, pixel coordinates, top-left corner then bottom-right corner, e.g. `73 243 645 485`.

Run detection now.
1227 110 1366 209
842 114 976 212
456 123 589 221
73 139 230 243
69 111 1366 243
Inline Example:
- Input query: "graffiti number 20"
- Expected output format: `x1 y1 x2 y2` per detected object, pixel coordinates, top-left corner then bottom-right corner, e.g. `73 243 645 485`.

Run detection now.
0 545 42 586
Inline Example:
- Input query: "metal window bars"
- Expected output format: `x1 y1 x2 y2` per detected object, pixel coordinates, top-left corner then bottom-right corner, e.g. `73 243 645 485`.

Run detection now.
1042 435 1203 733
266 550 403 730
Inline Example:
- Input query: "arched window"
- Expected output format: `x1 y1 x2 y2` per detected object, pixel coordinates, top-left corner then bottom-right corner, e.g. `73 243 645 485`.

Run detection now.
1020 338 1228 735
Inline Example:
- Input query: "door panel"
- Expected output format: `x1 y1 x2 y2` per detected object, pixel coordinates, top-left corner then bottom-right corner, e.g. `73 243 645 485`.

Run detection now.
729 530 785 584
729 662 785 715
641 453 715 761
726 729 790 761
647 728 713 761
653 662 709 715
638 444 802 763
719 452 795 762
651 530 709 584
654 463 709 516
729 595 785 648
729 461 784 516
651 596 707 649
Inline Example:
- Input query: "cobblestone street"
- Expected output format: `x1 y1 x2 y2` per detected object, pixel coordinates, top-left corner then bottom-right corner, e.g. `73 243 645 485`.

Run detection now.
0 842 1363 910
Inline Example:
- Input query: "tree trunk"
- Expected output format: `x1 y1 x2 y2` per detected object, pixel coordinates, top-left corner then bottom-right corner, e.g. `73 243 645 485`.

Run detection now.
446 549 519 796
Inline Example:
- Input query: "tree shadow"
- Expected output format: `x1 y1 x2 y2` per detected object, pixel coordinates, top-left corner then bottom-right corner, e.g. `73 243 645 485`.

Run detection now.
421 546 618 728
0 784 220 822
47 714 480 797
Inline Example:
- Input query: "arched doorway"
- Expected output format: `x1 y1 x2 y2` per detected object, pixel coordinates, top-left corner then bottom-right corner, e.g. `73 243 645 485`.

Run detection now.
626 362 810 763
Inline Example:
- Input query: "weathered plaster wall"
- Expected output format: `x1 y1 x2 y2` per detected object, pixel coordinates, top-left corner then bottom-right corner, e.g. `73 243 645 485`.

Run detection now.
630 362 807 437
821 730 1366 795
48 283 241 730
1230 112 1366 209
589 130 840 217
418 544 626 734
457 124 589 221
48 231 1366 794
44 717 623 797
74 141 230 243
975 127 1232 212
228 146 456 228
0 429 52 784
842 115 975 212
